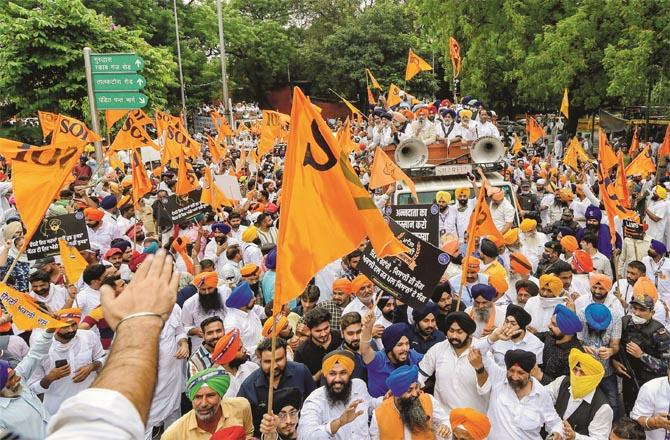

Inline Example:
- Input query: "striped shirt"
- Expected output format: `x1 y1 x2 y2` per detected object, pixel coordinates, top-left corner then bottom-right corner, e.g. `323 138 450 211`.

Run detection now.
187 345 213 378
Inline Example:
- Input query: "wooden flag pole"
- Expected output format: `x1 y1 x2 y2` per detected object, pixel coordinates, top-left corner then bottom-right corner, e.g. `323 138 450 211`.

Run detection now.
266 317 278 415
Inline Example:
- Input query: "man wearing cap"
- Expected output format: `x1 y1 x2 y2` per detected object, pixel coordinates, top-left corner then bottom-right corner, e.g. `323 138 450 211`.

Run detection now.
205 222 234 276
84 207 121 253
182 271 231 349
407 302 446 354
534 304 584 386
464 284 506 338
471 325 565 440
449 408 491 440
314 278 352 329
29 309 104 415
370 365 451 439
643 239 670 303
298 350 375 440
491 304 544 367
419 312 489 416
163 367 254 440
614 277 670 414
525 274 567 332
224 281 262 353
260 387 303 440
360 312 423 398
448 257 489 309
294 308 342 383
188 316 225 378
644 185 669 242
211 328 258 398
545 348 613 439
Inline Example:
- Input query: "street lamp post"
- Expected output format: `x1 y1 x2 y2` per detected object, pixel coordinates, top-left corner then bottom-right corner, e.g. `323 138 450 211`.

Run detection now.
173 0 188 131
216 0 231 126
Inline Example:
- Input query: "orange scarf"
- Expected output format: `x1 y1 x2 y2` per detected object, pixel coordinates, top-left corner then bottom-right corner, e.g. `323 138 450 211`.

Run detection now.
469 305 496 334
171 236 194 275
375 393 435 440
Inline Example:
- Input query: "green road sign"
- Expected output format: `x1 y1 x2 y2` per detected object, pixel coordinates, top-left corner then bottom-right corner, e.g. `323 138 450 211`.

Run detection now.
95 92 148 110
92 74 146 92
90 53 144 73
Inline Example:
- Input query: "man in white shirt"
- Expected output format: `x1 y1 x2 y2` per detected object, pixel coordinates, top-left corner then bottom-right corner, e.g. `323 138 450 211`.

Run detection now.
489 189 515 234
182 271 230 349
448 109 478 144
241 226 263 266
645 185 670 241
84 207 120 253
203 222 233 276
223 281 262 353
28 270 74 312
406 107 436 145
471 324 565 440
77 264 115 317
631 366 670 440
580 232 613 278
298 350 376 440
643 239 670 302
475 109 501 139
228 212 247 243
418 312 489 416
445 186 477 241
29 309 104 415
491 304 544 366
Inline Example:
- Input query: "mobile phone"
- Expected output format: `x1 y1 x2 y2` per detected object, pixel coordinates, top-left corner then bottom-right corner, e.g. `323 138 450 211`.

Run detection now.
55 359 68 368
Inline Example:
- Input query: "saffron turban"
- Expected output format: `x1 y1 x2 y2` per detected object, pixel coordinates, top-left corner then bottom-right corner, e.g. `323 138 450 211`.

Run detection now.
449 408 491 440
321 350 355 377
186 367 231 400
503 228 519 245
332 278 353 295
464 257 481 272
240 264 260 277
57 308 81 324
436 191 451 203
560 235 578 253
539 274 563 296
351 274 373 293
212 329 241 365
488 274 508 295
520 218 537 232
455 187 470 198
193 271 218 289
589 273 613 291
572 250 594 274
83 208 104 221
241 226 258 242
510 252 532 276
262 315 289 338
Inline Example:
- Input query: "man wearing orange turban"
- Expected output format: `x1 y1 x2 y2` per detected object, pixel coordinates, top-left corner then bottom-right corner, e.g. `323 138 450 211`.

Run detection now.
450 407 491 440
84 207 117 252
313 278 353 329
448 257 489 308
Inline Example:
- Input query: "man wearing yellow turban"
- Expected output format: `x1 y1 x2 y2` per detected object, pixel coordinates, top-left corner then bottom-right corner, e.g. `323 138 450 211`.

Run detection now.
447 180 477 242
544 349 612 439
435 190 452 243
523 274 567 332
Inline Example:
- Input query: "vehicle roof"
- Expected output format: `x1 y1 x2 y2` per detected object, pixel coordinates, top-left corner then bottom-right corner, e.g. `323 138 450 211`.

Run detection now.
398 172 509 192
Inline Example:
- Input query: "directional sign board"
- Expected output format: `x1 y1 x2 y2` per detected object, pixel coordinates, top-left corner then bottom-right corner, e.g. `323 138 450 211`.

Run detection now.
89 52 148 110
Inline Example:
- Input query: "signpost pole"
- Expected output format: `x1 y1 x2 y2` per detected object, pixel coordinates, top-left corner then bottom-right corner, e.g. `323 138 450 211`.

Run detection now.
83 47 104 168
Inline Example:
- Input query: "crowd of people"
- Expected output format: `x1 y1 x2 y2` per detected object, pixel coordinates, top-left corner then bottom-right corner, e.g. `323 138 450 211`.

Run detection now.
0 92 668 440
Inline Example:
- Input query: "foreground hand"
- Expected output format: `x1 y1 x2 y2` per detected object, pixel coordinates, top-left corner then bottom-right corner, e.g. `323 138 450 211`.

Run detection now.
562 420 575 440
72 363 96 383
468 348 483 370
338 399 364 426
649 414 670 430
372 324 385 338
612 359 630 378
100 250 178 330
47 364 71 382
260 413 279 440
626 341 643 359
435 424 451 438
174 341 189 359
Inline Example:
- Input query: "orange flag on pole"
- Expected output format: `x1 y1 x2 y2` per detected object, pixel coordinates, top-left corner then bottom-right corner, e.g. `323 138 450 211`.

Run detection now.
105 110 129 132
369 148 417 201
449 37 462 78
12 143 85 243
625 145 656 178
597 162 637 244
0 283 68 330
630 126 640 157
175 149 198 196
200 166 233 210
512 133 523 154
598 128 617 171
130 148 152 205
259 110 284 156
206 134 226 163
615 150 630 209
526 115 545 144
405 48 432 81
387 84 402 108
110 110 159 151
366 68 382 90
37 111 59 139
236 146 247 173
58 239 88 284
273 87 407 314
659 123 670 157
560 88 569 119
49 114 102 148
211 110 234 137
367 87 376 105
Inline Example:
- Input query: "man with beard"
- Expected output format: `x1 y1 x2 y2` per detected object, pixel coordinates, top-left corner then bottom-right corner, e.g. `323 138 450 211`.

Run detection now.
211 328 259 398
519 218 548 271
445 185 477 242
644 185 669 242
514 280 539 308
449 408 491 440
435 191 454 241
471 326 565 440
361 314 423 398
525 274 567 332
408 302 445 354
240 263 262 303
338 312 368 380
77 263 116 317
342 275 381 326
534 240 563 277
28 269 75 312
224 281 262 353
517 180 540 219
298 350 375 440
29 308 104 415
83 207 120 253
491 304 544 367
228 212 248 243
407 106 437 145
419 312 488 416
489 188 515 234
464 284 505 338
0 328 54 438
103 247 124 273
260 387 303 440
314 278 352 329
163 367 254 439
295 308 342 383
642 239 670 303
188 316 224 377
498 252 537 306
610 261 669 322
574 273 624 318
370 365 451 439
432 282 466 332
110 238 134 280
449 257 489 309
238 338 315 436
182 271 230 349
376 294 396 328
576 205 621 260
205 222 233 276
256 213 278 246
535 304 584 385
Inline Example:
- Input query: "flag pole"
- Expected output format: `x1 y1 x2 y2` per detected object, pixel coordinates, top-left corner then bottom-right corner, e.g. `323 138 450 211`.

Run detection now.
266 315 277 415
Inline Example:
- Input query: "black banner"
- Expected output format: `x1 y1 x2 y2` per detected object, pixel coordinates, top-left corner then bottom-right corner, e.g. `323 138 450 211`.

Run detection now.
623 219 644 240
358 218 450 310
165 190 207 223
386 204 439 246
26 213 90 261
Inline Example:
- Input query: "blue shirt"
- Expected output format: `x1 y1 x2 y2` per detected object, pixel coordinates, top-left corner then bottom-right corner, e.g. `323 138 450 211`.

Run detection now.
365 349 423 397
408 327 446 354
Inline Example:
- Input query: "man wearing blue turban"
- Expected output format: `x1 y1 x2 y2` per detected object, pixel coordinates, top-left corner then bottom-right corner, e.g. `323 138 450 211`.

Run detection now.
534 304 584 386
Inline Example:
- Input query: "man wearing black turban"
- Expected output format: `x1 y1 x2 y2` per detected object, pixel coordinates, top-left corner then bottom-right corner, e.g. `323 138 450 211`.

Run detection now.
260 387 303 440
490 304 545 367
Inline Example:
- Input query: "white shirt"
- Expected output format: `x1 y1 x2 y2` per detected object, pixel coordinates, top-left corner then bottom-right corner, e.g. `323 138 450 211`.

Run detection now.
491 332 545 366
147 305 186 428
545 376 613 440
490 199 516 232
204 238 229 276
314 259 341 303
241 242 262 266
591 251 613 278
181 286 230 348
223 308 262 353
643 256 670 303
448 273 489 308
448 121 478 143
29 330 105 415
223 362 259 398
418 340 489 416
29 284 69 312
76 284 101 318
229 225 248 243
631 376 670 440
297 378 376 440
86 219 121 253
474 337 564 440
646 199 669 241
524 296 567 332
476 121 501 139
369 394 449 440
445 199 476 241
574 293 624 319
342 297 381 320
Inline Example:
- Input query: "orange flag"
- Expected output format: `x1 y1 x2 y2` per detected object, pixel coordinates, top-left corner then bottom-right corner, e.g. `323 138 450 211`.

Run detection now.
340 97 365 119
201 166 233 210
211 110 234 137
367 87 376 105
615 150 630 209
58 239 88 284
512 133 523 154
659 123 670 157
0 283 68 330
50 114 101 148
405 48 432 81
130 148 152 205
274 87 407 314
449 37 462 78
206 134 225 163
337 118 359 154
526 115 544 144
598 128 617 171
236 146 247 173
108 151 124 170
369 148 417 201
387 84 402 107
597 163 637 244
461 185 504 285
175 149 198 196
105 110 129 132
630 126 640 157
109 110 159 151
625 145 656 178
366 68 382 90
37 111 59 138
259 110 283 156
12 143 85 243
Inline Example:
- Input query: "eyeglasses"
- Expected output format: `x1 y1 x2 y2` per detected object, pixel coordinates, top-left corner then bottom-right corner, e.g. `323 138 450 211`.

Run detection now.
277 409 299 421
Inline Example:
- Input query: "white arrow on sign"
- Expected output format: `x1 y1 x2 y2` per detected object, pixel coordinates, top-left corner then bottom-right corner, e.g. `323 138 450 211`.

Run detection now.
137 78 145 87
139 97 146 104
135 59 142 67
